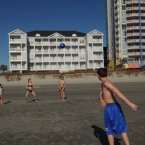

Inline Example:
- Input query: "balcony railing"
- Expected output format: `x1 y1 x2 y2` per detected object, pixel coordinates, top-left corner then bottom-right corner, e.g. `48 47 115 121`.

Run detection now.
10 39 26 43
128 52 145 56
10 57 21 61
127 33 140 36
127 39 140 43
127 20 139 23
126 7 139 10
127 13 139 17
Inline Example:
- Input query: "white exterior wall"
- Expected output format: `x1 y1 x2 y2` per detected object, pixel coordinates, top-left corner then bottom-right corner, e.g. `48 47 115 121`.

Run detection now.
9 29 104 72
9 29 28 72
86 30 104 69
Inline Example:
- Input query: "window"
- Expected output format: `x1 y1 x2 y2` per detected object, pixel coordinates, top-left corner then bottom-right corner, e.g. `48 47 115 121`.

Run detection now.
10 35 21 39
43 38 48 42
35 39 41 42
122 5 125 10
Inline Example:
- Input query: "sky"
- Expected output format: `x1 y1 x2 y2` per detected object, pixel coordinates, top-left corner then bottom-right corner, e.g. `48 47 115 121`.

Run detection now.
0 0 106 65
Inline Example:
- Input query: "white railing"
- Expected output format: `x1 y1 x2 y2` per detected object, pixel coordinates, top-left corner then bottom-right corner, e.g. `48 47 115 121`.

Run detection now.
10 39 26 43
126 0 138 4
126 7 138 10
127 26 139 29
128 46 140 49
127 33 139 36
127 13 139 17
128 52 143 55
127 39 140 43
10 57 21 61
127 20 139 23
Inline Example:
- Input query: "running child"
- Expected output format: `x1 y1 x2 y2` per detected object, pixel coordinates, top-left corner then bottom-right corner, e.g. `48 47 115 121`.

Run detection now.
25 78 39 103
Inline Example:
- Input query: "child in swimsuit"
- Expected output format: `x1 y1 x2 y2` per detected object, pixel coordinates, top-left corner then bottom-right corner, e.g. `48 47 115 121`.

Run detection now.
97 68 138 145
58 74 66 102
0 84 4 107
25 78 39 103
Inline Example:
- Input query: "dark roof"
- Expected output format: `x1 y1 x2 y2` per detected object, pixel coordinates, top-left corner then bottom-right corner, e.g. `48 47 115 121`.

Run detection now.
27 30 86 37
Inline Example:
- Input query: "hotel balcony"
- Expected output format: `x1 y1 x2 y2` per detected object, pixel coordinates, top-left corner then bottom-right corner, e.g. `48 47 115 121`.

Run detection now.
10 65 27 70
43 49 49 53
35 58 42 62
127 39 140 43
35 50 42 53
49 50 57 54
35 42 42 46
10 53 22 61
10 57 21 61
126 1 145 6
126 0 138 4
126 7 139 11
65 50 71 54
126 13 139 17
128 52 145 56
10 48 22 52
127 20 139 23
58 50 65 54
127 46 140 50
127 29 139 33
10 67 22 70
9 39 26 43
49 58 58 62
127 26 145 30
43 58 50 62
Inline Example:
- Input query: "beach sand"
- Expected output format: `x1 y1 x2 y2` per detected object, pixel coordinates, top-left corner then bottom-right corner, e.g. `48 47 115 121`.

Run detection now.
0 73 145 86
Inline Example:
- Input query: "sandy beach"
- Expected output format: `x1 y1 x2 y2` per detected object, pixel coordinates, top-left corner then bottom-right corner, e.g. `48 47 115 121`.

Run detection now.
0 73 145 86
0 79 145 145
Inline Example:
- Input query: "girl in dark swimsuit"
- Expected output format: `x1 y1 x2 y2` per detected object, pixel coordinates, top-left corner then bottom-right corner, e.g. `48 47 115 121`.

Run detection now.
25 78 39 103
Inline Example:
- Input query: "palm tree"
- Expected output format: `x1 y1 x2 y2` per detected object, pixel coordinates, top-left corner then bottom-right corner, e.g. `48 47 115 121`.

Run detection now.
0 64 7 73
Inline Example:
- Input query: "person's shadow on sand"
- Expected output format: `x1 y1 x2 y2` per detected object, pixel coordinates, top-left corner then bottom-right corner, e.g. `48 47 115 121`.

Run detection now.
91 125 121 145
3 100 12 105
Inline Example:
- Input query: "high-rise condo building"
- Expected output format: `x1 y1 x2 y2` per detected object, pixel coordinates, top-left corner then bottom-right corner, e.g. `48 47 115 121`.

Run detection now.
107 0 145 68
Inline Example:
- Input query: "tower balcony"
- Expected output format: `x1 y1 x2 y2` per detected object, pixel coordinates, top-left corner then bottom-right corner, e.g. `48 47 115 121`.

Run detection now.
127 33 140 37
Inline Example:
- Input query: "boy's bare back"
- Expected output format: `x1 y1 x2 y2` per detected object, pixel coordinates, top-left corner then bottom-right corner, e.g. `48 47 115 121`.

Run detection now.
102 80 116 104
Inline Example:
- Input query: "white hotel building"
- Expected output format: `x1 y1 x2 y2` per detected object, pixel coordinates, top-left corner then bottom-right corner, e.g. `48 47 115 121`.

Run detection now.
9 29 104 72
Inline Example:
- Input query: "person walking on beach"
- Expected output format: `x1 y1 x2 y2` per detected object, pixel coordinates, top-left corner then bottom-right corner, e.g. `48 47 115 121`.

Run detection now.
58 74 66 102
0 84 4 107
25 78 39 103
97 68 138 145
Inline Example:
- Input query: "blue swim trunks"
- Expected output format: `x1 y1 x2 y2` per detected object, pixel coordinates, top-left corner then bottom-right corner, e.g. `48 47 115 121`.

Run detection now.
104 102 128 135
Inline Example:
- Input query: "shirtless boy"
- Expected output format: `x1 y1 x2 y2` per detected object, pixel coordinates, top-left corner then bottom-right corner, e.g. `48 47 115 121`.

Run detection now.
97 68 138 145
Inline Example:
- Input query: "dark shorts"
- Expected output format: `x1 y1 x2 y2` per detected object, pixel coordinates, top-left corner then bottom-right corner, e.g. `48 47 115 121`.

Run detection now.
27 89 33 93
104 102 128 135
59 87 65 91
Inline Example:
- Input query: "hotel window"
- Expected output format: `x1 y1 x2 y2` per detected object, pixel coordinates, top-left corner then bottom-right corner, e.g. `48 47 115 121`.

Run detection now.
57 38 63 42
72 38 78 42
65 38 70 42
50 39 56 42
122 5 125 10
10 36 21 39
93 36 97 39
43 38 48 42
89 43 92 47
80 39 84 43
35 38 41 42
